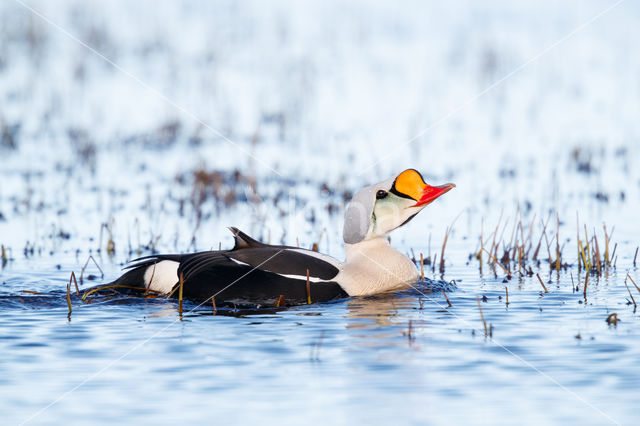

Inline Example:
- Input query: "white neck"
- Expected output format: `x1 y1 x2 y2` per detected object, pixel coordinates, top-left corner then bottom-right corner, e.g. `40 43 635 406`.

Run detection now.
336 237 418 296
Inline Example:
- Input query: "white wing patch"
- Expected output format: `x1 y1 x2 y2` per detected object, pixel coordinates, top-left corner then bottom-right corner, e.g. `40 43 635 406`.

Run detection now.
144 260 179 294
275 273 331 283
228 257 251 267
287 248 343 269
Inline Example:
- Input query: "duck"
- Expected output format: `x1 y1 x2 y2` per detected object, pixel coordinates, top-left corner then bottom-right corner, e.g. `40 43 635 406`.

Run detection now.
105 169 454 305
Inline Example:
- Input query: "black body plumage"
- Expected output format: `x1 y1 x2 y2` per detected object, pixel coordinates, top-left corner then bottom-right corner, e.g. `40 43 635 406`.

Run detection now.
104 228 347 305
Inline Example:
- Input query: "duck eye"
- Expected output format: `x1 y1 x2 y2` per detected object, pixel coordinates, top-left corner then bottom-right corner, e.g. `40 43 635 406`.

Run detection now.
376 190 388 200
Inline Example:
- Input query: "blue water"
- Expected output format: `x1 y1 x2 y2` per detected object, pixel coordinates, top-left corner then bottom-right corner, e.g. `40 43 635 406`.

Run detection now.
2 0 640 424
2 253 639 425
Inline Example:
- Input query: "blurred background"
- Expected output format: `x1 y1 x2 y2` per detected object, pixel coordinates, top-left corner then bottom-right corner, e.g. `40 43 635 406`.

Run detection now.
2 2 640 425
1 0 638 257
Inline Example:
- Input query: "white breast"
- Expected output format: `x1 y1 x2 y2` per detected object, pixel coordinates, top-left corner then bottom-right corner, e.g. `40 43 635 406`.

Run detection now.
143 260 180 294
336 238 418 296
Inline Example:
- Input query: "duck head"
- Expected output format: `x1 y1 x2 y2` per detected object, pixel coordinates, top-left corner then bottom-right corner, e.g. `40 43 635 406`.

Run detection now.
343 169 455 244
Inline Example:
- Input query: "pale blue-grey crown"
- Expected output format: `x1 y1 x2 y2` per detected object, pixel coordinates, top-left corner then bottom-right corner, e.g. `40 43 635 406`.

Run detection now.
343 177 394 244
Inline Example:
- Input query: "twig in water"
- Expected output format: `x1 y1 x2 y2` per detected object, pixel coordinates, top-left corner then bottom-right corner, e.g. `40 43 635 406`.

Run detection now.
555 213 561 271
103 221 116 255
442 289 452 307
211 296 217 315
578 240 588 272
275 295 286 307
144 262 157 296
69 271 80 296
542 229 553 266
583 271 589 300
505 287 509 306
624 279 637 308
524 213 537 258
79 255 104 283
610 243 617 267
420 253 424 281
476 219 484 271
606 313 619 326
508 207 520 251
603 223 610 265
440 227 450 274
66 279 72 319
476 296 488 337
593 230 602 275
482 248 510 277
81 284 161 302
627 274 640 294
576 212 581 270
439 212 462 275
536 274 548 293
583 225 590 267
634 247 639 267
533 214 551 260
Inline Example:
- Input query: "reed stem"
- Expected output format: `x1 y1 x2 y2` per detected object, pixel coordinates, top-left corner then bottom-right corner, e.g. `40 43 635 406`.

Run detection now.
536 273 548 293
476 296 488 337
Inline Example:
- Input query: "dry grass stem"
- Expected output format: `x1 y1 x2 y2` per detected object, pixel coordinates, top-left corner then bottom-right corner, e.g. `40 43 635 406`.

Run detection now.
442 289 452 307
66 280 72 317
627 274 640 294
144 263 157 296
603 223 610 265
476 296 488 336
593 230 602 275
583 271 589 299
79 255 104 283
440 226 450 274
536 274 548 293
82 284 160 301
555 214 561 271
624 279 637 308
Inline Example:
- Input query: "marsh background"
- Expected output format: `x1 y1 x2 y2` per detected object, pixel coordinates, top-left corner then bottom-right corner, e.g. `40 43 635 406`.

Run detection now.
1 1 639 425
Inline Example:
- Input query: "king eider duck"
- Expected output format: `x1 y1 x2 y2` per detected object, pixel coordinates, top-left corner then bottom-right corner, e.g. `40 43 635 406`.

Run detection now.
107 169 454 305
